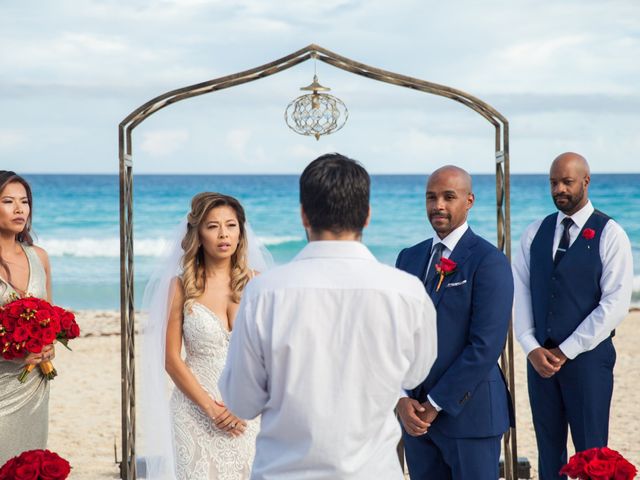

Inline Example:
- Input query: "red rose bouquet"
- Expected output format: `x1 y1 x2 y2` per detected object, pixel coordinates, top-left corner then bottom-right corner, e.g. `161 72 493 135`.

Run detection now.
0 297 80 382
560 447 637 479
434 258 457 292
0 449 71 479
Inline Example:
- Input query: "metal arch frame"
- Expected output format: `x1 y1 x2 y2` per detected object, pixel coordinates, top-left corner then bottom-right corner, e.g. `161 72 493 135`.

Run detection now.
118 44 515 480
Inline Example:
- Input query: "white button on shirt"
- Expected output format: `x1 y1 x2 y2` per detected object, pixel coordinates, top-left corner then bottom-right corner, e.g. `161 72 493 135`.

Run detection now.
513 201 633 359
219 241 438 480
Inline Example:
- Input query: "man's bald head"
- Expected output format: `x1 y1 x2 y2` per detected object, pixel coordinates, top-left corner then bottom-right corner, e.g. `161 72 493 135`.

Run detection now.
549 152 591 215
427 165 473 193
550 152 591 178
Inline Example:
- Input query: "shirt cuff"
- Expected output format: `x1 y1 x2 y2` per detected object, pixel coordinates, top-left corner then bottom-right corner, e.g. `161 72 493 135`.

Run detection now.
427 394 442 412
559 336 584 360
399 389 408 399
518 333 542 357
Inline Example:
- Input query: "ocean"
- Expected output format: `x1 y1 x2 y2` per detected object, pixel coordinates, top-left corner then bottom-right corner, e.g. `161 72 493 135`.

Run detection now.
22 174 640 310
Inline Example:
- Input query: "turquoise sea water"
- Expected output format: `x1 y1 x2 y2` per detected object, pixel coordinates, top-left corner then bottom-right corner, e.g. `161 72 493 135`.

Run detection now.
22 174 640 309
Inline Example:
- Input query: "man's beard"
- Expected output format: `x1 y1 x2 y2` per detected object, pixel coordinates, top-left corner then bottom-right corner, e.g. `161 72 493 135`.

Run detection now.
553 186 585 213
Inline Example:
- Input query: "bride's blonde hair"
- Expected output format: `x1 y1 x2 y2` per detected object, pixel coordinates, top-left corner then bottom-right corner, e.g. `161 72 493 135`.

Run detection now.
181 192 250 310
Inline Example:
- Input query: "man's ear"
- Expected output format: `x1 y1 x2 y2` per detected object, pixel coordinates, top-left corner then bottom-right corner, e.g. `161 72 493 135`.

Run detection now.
363 206 371 228
300 205 310 228
466 193 475 210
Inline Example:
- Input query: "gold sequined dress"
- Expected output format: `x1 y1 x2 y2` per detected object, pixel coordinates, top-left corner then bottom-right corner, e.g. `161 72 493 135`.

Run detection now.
0 244 49 464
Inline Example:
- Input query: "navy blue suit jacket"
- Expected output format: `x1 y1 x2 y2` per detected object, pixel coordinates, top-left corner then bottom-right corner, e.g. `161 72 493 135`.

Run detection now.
396 228 514 438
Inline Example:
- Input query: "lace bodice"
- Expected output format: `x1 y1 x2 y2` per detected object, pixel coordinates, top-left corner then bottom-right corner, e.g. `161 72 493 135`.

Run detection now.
170 301 257 480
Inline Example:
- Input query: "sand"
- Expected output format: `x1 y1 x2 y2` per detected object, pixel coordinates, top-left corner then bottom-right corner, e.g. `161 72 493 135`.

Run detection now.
45 311 640 479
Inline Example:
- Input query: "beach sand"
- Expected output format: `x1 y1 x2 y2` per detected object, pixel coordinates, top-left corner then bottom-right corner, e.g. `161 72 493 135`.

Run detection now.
46 311 640 479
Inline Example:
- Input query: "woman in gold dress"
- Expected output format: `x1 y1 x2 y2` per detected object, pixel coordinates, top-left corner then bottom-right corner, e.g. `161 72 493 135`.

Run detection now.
0 171 54 464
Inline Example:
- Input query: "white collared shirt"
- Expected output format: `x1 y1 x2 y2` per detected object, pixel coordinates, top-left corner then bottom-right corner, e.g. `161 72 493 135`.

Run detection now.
219 241 438 480
513 200 633 359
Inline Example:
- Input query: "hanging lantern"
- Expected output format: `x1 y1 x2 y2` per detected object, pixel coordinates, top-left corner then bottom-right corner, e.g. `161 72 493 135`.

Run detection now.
284 74 348 140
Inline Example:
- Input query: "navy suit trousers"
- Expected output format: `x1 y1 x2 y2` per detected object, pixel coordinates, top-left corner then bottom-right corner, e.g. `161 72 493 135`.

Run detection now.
528 338 616 480
402 426 501 480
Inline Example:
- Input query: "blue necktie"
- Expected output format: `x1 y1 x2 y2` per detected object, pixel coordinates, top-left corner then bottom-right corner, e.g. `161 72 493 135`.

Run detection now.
424 243 445 288
554 217 574 266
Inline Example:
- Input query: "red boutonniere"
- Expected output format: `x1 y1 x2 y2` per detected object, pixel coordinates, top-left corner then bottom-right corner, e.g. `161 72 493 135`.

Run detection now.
434 258 457 292
582 228 596 240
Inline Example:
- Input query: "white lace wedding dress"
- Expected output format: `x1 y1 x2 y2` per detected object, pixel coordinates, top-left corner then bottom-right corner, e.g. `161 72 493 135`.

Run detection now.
170 302 258 480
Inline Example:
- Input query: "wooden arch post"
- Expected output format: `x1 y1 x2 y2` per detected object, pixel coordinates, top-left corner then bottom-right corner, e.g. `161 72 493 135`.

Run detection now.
118 44 515 479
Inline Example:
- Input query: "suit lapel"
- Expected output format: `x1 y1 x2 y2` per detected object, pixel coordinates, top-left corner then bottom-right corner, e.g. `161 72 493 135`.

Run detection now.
431 228 476 308
414 239 434 283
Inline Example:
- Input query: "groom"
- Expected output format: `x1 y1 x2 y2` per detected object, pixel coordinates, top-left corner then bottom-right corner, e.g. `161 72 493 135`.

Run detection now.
396 165 514 479
220 153 438 479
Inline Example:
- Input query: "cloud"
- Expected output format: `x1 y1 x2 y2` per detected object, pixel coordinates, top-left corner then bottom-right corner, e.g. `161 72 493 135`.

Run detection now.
139 129 189 156
0 130 27 150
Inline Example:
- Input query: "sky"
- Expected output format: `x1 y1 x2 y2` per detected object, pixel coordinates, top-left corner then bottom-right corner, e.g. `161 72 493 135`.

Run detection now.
1 0 639 174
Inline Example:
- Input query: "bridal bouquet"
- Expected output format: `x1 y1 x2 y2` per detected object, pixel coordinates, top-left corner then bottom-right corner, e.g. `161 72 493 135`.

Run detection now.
0 449 71 479
0 297 80 382
560 447 637 479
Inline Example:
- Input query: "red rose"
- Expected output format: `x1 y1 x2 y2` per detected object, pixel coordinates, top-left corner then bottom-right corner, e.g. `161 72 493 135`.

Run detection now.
12 326 29 342
560 456 588 478
60 312 74 330
2 316 16 332
21 299 38 312
598 447 623 461
25 337 44 354
13 463 39 480
40 455 71 480
11 342 24 357
67 322 80 339
6 303 23 317
27 323 41 338
614 459 638 480
18 450 44 466
581 448 600 462
585 458 616 480
582 228 596 240
0 457 17 479
49 316 61 333
40 327 57 344
438 257 457 273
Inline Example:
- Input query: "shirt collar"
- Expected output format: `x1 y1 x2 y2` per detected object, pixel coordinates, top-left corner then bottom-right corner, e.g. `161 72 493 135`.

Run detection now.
556 200 594 230
433 222 469 253
293 240 377 262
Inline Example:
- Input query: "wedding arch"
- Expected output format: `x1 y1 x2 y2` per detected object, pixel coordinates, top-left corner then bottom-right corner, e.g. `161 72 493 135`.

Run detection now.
118 44 517 479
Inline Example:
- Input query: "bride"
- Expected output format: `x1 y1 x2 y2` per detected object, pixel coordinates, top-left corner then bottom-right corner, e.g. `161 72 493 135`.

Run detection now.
139 192 271 480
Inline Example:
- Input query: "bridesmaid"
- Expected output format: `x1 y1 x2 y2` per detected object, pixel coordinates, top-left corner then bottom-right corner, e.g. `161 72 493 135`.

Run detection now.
0 171 54 464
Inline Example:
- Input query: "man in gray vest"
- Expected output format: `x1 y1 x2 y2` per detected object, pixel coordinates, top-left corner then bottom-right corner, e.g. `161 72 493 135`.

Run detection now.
513 152 633 479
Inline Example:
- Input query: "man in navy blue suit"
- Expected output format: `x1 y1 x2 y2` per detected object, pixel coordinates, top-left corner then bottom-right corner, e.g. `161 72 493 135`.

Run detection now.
513 153 633 480
395 165 514 480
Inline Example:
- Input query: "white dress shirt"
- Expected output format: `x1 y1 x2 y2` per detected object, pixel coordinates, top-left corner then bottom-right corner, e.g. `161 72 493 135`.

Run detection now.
219 240 438 480
513 201 633 359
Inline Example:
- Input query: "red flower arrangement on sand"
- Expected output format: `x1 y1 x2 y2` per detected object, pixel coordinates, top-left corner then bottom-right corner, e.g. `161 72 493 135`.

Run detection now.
582 228 596 240
0 449 71 480
0 296 80 382
434 258 457 292
560 447 637 480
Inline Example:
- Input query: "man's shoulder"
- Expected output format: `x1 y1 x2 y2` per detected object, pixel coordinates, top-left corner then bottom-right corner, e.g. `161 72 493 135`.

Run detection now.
246 256 428 302
398 238 431 260
375 261 431 298
466 231 510 267
405 238 431 252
